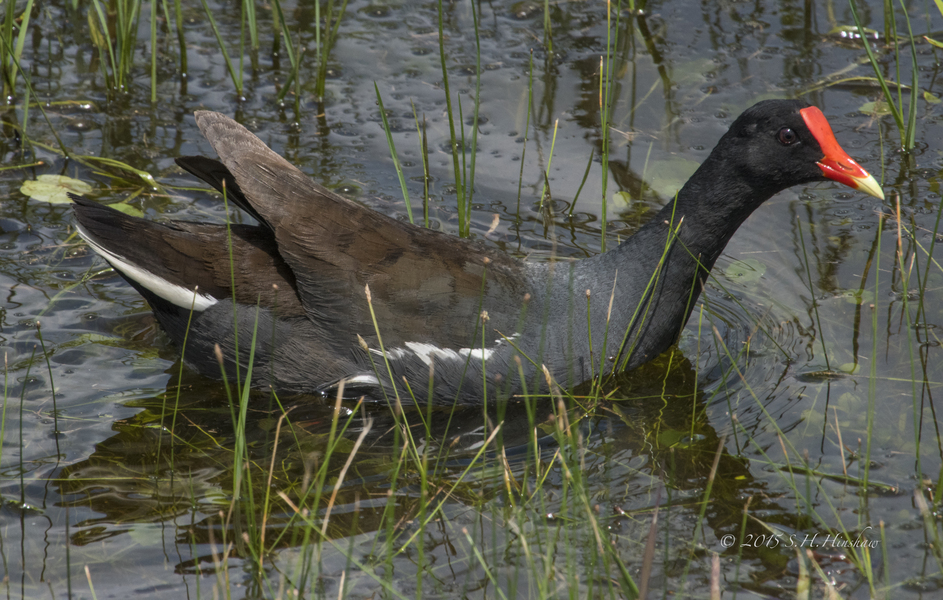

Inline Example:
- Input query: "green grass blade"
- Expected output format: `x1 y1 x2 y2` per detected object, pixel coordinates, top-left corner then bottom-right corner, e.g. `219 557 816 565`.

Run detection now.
11 0 34 91
375 83 413 223
89 0 118 90
150 0 157 102
849 0 906 141
199 0 243 96
899 0 918 151
436 0 466 236
410 100 430 227
243 0 258 50
467 0 482 228
173 0 188 75
567 149 594 217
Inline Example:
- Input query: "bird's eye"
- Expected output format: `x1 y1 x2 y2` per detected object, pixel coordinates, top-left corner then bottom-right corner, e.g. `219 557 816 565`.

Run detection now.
778 127 798 145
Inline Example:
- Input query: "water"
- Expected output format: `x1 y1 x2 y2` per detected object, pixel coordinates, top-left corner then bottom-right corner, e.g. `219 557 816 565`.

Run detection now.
2 0 942 597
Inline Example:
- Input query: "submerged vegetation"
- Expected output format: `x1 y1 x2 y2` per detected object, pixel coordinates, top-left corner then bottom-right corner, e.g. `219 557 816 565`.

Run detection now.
1 0 942 598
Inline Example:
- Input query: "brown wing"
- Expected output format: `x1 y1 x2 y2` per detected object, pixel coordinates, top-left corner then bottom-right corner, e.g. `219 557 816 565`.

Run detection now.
192 111 530 348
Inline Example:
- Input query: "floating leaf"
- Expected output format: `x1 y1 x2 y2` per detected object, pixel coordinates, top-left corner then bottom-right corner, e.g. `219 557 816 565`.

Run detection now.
20 175 92 204
656 428 685 447
613 191 632 206
647 157 700 198
724 258 766 283
924 90 941 105
860 100 891 116
841 288 877 305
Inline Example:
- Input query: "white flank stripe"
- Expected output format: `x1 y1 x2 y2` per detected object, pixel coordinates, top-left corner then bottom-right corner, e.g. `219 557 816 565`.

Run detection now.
404 341 453 366
77 223 218 311
370 347 409 360
368 334 521 367
343 374 380 386
404 341 494 367
464 348 492 360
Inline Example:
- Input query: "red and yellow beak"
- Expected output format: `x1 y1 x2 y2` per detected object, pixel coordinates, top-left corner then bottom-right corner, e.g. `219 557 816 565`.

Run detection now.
800 106 885 200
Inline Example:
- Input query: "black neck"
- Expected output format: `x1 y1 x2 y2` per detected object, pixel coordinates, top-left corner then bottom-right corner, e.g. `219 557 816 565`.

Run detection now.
612 152 777 272
582 152 784 371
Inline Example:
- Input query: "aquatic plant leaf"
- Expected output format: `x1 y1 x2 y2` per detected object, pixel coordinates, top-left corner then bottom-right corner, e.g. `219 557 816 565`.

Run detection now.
925 35 943 49
647 158 700 198
724 258 766 283
859 100 891 116
841 288 877 305
613 191 632 206
20 175 92 204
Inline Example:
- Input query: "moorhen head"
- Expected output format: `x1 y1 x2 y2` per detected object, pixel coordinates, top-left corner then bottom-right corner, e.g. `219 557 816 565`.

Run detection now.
72 99 884 405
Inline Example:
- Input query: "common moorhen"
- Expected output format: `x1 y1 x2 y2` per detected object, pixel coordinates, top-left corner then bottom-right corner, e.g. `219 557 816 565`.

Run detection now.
72 100 884 404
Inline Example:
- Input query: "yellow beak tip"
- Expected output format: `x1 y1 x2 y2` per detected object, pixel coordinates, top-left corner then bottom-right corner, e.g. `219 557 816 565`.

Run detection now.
857 174 885 201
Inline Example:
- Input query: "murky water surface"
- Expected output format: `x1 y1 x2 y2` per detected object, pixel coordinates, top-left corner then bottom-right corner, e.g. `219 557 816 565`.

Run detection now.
2 0 943 597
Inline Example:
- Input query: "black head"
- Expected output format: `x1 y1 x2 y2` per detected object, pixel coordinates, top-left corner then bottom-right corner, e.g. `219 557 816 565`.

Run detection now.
706 99 883 200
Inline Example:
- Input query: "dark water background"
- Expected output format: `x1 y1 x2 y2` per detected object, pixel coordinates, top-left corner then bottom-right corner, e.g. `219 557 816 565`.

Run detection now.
1 0 943 597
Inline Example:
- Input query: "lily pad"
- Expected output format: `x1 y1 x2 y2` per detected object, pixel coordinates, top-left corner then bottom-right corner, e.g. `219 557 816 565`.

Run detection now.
647 157 700 199
724 258 766 283
837 362 861 374
840 288 877 305
860 100 892 116
613 191 632 206
21 175 91 204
